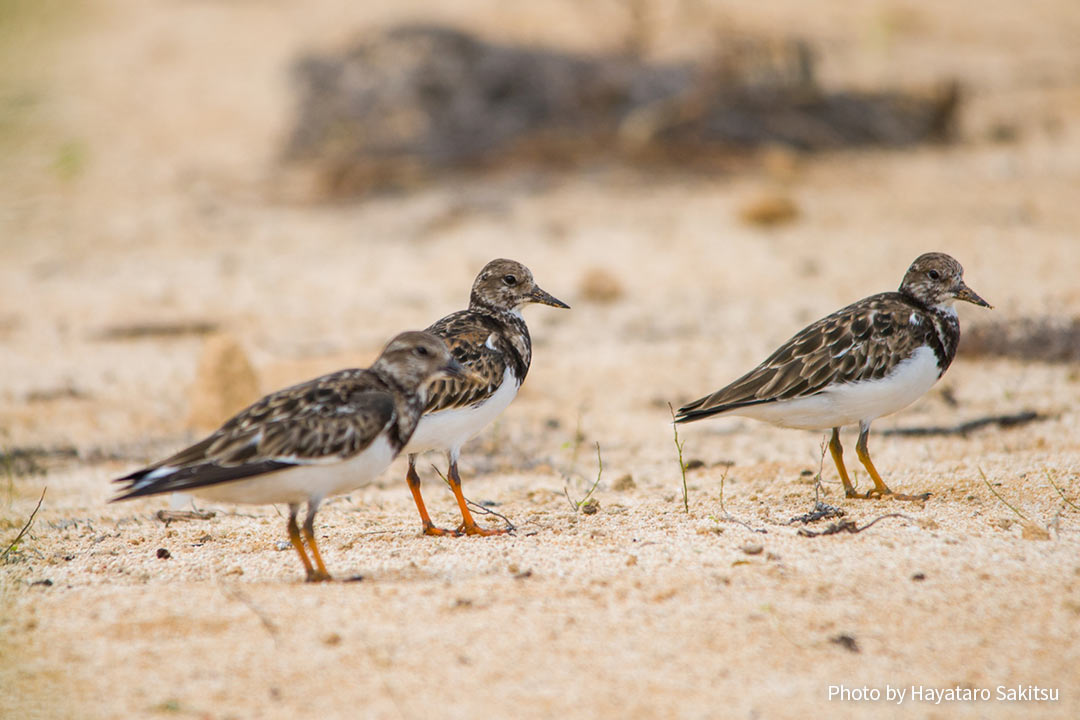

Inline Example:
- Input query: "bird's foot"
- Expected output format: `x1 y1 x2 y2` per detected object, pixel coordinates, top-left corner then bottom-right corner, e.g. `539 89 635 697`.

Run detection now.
856 488 930 502
421 523 460 537
305 569 333 583
880 491 931 502
843 486 895 500
455 522 511 537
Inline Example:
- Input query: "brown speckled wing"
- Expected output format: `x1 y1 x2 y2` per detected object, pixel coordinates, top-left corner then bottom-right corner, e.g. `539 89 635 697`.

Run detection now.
209 369 396 462
424 310 510 413
114 369 397 497
677 293 937 422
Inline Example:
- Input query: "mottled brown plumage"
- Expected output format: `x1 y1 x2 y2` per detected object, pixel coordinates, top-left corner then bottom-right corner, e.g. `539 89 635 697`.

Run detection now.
678 294 950 420
112 331 468 581
421 259 567 414
404 259 569 536
423 315 521 414
677 253 991 500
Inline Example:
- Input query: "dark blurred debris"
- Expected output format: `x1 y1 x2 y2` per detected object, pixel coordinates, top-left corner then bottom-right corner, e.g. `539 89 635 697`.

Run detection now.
0 444 143 476
961 316 1080 363
881 411 1046 438
938 384 959 407
0 446 77 477
95 320 219 341
786 502 845 525
987 121 1020 144
797 513 909 537
830 634 860 653
156 547 172 559
284 24 959 197
26 385 89 403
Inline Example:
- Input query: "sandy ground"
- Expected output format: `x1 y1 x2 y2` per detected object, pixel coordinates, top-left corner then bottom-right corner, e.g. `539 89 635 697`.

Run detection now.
2 1 1080 718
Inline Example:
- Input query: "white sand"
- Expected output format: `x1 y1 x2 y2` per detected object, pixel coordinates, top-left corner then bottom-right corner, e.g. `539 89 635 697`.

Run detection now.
2 2 1080 718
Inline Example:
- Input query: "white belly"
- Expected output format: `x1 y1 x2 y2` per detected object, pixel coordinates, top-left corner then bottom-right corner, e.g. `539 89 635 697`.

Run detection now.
404 368 520 455
189 434 398 506
736 346 942 430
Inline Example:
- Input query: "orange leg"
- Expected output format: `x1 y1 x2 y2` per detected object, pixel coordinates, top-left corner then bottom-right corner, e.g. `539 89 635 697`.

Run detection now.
448 460 508 537
301 503 332 582
406 455 457 537
286 504 317 579
855 425 930 502
828 428 859 498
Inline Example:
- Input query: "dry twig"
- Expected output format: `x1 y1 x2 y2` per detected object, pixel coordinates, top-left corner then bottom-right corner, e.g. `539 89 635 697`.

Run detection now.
563 443 604 513
430 465 516 533
668 404 690 513
464 499 517 533
1 486 46 563
1046 470 1080 512
797 513 909 537
979 466 1029 522
155 509 217 525
708 465 767 535
220 585 279 645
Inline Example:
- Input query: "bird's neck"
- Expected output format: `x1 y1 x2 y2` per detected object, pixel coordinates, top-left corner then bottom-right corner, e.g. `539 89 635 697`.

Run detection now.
372 369 427 449
905 294 960 375
468 303 532 376
394 390 427 448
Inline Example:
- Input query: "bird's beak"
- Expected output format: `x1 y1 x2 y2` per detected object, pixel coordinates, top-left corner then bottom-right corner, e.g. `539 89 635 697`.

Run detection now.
438 357 481 384
528 285 570 309
953 281 992 309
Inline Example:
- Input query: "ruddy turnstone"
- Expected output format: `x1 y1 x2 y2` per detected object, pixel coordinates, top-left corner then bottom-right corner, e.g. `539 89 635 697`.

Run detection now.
404 259 569 536
112 331 470 581
676 253 991 500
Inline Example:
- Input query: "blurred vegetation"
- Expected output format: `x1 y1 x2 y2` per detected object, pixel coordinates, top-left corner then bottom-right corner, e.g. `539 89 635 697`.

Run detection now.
50 138 89 180
285 24 958 198
0 0 83 160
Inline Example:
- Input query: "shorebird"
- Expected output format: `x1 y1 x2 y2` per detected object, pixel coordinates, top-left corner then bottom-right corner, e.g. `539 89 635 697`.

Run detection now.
113 331 470 581
676 252 991 500
404 259 569 536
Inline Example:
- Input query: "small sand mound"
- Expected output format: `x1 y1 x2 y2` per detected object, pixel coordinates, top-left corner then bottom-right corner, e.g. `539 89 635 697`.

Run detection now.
186 335 259 432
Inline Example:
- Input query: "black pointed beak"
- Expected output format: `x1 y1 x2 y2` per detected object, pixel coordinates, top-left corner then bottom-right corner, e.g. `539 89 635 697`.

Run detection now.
954 281 992 309
529 285 570 309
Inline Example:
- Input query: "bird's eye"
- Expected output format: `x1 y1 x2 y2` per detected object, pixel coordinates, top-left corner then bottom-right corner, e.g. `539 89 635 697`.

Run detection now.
415 346 429 356
503 274 518 286
928 269 940 280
